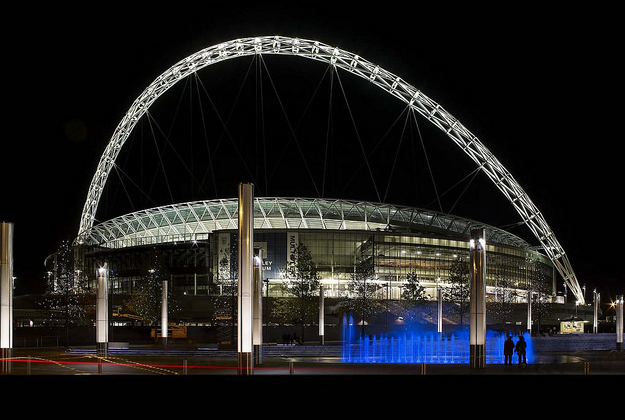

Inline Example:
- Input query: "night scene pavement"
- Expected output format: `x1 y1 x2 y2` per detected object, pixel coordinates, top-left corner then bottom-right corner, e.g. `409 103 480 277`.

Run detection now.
2 344 624 376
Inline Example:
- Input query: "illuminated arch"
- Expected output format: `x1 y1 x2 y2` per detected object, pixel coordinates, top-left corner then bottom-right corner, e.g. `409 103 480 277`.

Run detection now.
76 35 583 303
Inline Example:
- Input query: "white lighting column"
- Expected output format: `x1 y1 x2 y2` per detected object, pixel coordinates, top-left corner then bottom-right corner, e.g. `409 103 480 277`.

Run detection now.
253 247 263 365
1 222 14 372
238 183 254 374
616 295 623 351
319 285 325 345
527 290 532 334
437 285 443 334
593 289 600 334
469 228 486 369
162 280 168 348
96 263 109 355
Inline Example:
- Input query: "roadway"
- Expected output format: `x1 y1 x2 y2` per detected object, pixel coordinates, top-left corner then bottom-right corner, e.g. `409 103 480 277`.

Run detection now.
2 345 624 376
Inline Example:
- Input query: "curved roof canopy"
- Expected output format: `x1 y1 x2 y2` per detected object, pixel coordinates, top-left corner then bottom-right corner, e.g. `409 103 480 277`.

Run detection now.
76 197 532 250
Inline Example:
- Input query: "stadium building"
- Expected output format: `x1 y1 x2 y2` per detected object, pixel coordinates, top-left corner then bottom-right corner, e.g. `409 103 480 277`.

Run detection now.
71 197 554 308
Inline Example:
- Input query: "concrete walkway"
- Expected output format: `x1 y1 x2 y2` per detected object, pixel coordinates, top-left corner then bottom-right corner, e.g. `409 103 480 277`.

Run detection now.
3 344 624 376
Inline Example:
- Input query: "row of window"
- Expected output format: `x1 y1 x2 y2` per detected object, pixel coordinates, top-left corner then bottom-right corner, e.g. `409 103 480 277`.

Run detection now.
81 229 554 299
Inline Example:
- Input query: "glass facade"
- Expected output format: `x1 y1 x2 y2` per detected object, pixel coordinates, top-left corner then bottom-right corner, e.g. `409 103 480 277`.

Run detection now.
247 229 554 301
80 228 554 303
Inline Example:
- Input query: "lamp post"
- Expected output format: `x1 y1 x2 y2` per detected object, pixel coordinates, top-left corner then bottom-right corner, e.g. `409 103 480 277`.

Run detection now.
253 247 263 365
616 295 623 351
319 285 325 345
237 183 254 374
1 222 14 373
437 280 443 334
527 290 532 335
96 263 109 356
469 228 486 369
593 289 599 334
264 279 270 344
161 279 168 349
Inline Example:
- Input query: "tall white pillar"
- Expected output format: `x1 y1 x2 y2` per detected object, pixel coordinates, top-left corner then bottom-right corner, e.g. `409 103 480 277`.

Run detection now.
1 222 14 373
469 228 486 369
527 290 532 334
162 280 168 348
319 285 325 345
437 285 443 334
96 263 109 355
253 247 263 364
593 289 599 334
616 294 623 351
237 183 254 374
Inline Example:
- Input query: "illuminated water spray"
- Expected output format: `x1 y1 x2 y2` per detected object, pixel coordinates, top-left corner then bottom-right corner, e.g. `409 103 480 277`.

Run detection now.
341 313 533 364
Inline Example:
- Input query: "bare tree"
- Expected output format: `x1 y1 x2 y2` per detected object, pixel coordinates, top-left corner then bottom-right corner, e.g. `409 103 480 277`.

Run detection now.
40 239 93 340
272 243 320 342
124 248 178 341
344 254 384 336
399 272 429 324
442 257 470 328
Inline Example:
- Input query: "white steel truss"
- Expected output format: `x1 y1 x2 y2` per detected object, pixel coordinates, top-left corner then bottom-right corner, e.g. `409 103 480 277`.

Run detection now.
77 197 530 250
76 36 583 303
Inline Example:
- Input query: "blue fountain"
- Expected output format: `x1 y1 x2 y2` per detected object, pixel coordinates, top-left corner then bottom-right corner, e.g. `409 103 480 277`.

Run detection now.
341 313 533 364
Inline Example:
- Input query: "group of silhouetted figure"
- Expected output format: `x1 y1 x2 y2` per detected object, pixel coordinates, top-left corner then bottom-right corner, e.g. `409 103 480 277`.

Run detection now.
282 332 302 346
504 335 527 366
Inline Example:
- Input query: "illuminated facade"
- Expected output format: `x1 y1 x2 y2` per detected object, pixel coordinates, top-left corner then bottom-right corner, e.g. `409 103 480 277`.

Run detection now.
75 197 554 302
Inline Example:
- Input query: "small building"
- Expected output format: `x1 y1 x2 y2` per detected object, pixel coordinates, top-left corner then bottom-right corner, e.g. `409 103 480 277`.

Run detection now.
560 316 585 334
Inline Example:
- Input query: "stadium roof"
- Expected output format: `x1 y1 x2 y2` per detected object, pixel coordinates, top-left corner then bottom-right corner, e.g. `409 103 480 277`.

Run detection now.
75 197 532 250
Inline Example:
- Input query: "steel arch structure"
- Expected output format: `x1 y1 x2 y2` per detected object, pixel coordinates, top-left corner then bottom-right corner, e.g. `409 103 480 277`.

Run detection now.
76 35 583 303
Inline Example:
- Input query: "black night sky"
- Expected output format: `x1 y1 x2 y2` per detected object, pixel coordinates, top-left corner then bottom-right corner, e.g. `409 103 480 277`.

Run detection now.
3 3 622 306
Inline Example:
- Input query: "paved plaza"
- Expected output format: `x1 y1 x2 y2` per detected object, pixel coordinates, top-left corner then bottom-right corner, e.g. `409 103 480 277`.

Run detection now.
2 344 623 376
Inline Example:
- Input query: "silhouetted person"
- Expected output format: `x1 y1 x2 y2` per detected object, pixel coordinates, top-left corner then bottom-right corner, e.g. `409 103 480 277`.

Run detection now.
515 335 527 365
504 336 514 366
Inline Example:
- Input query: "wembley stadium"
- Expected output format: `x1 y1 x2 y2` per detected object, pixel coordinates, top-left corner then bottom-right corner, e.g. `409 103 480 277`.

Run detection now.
40 36 588 341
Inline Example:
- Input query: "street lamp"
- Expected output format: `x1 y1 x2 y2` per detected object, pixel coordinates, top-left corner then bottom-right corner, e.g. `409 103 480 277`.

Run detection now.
469 228 486 369
96 264 109 355
615 295 623 351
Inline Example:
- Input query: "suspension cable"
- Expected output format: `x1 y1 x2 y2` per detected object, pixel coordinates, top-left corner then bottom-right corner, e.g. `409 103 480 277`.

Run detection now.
259 56 320 197
193 57 261 195
383 109 411 203
337 106 411 201
411 109 442 212
322 66 335 198
334 69 381 203
144 111 175 204
255 56 269 196
446 166 482 215
190 73 219 198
